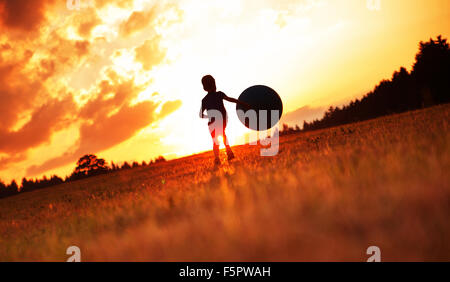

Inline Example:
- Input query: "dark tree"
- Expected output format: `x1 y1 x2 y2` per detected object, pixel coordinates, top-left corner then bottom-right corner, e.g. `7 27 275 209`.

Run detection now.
121 162 131 169
71 154 109 179
1 180 20 197
154 156 166 163
21 177 35 192
49 175 64 186
412 35 450 105
0 179 7 198
9 180 18 192
110 161 119 171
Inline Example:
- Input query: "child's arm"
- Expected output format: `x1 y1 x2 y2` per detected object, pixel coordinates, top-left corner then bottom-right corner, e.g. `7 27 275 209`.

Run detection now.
223 94 252 110
199 103 208 119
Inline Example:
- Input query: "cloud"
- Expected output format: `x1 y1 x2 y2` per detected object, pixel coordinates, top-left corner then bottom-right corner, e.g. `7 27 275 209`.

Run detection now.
78 101 157 153
26 99 159 176
0 50 43 131
135 37 166 71
74 8 102 38
0 96 76 153
29 34 92 81
0 0 55 34
95 0 134 9
49 34 91 61
158 100 182 119
119 8 157 37
0 34 89 135
25 74 180 176
0 153 27 171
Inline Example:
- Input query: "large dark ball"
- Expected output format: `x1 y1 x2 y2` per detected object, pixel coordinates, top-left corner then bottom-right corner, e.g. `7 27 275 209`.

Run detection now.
236 85 283 131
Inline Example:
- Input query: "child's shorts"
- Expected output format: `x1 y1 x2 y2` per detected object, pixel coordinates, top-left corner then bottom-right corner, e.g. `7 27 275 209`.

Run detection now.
208 118 227 140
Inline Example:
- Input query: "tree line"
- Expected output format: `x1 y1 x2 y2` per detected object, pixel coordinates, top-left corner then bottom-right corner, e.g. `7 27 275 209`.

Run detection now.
0 154 166 199
301 36 450 131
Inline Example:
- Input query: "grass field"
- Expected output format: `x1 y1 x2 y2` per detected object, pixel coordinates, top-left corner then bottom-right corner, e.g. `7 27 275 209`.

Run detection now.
0 104 449 261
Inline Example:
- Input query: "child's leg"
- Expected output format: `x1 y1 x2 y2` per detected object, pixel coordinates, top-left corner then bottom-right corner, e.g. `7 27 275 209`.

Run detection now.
223 132 235 160
211 131 220 163
213 140 220 160
223 133 231 149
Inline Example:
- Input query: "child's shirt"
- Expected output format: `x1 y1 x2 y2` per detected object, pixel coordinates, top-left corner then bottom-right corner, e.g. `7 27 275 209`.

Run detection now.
201 91 227 125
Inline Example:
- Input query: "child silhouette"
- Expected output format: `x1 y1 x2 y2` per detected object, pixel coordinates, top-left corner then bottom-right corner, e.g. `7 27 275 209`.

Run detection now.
199 75 250 165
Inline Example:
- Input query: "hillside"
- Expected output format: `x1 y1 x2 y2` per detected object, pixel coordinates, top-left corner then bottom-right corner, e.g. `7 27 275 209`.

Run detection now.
0 104 449 261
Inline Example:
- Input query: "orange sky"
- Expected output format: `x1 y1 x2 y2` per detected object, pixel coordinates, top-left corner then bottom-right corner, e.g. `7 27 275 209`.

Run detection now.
0 0 449 183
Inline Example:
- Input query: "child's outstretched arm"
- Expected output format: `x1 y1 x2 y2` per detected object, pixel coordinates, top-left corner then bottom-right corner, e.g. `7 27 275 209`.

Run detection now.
223 94 252 110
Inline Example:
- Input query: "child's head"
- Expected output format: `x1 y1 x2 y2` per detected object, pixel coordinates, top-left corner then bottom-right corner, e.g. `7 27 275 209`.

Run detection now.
201 75 216 92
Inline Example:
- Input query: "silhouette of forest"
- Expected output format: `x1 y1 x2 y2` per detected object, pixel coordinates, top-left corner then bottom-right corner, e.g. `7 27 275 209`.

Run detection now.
302 36 450 131
1 36 449 198
0 155 166 199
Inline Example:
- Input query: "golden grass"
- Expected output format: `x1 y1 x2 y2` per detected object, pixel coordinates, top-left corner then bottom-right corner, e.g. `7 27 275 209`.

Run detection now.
0 104 449 261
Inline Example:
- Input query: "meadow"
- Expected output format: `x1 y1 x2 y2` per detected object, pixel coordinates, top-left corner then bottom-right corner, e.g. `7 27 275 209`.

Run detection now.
0 104 449 261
